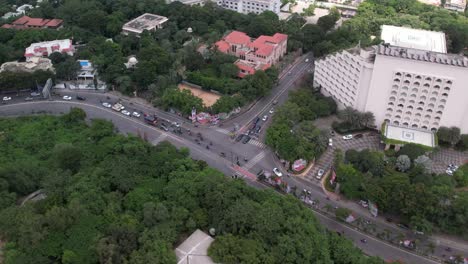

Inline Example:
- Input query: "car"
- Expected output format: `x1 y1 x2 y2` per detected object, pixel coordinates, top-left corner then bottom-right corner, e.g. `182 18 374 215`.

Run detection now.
360 239 367 244
30 92 41 97
255 125 262 134
172 122 180 128
397 223 410 230
235 134 244 142
359 200 369 208
385 218 393 223
132 112 141 118
328 138 333 146
343 134 353 140
414 230 425 235
305 58 309 62
160 124 169 131
253 117 260 125
62 95 72 100
272 100 278 105
269 108 274 114
102 102 112 108
24 97 33 101
262 115 268 121
121 110 131 116
446 169 453 175
241 135 251 144
354 133 363 139
76 96 86 101
273 168 283 177
317 169 325 179
3 96 12 101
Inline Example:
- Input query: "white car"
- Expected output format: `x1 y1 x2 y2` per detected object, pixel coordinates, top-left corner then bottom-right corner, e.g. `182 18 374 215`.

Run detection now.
328 138 333 146
343 134 353 140
102 102 112 108
273 167 283 177
269 108 274 114
305 58 309 62
262 115 268 121
446 169 453 176
62 95 72 100
132 112 141 118
3 96 12 101
121 110 131 116
317 169 324 179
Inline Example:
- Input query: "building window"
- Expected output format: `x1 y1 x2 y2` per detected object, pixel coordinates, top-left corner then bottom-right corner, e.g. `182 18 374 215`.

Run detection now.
412 124 419 128
444 87 450 91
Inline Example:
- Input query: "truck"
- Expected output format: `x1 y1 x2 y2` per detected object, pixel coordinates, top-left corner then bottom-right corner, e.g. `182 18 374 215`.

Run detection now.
144 114 158 126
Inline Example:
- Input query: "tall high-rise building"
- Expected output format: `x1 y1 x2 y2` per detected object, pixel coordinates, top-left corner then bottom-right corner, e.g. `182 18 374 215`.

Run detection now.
314 25 468 146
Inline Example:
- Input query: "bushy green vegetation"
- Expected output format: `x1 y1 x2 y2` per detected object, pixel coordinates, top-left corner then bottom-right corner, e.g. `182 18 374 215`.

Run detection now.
334 148 468 237
265 85 337 161
0 111 385 264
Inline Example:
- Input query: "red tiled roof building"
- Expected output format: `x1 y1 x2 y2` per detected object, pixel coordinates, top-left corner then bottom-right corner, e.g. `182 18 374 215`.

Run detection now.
1 16 63 30
215 31 288 78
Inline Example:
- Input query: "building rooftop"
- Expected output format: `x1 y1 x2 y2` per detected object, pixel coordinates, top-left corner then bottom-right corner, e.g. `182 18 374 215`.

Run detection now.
122 13 168 34
376 44 468 67
380 25 447 53
175 230 215 264
385 124 436 147
1 15 63 29
24 39 74 57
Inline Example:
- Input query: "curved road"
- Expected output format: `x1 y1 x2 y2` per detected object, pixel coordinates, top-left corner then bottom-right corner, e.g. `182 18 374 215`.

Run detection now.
0 100 445 264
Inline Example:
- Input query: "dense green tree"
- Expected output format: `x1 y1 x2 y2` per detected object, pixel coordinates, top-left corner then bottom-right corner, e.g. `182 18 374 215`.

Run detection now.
395 155 411 172
336 164 364 199
398 143 426 161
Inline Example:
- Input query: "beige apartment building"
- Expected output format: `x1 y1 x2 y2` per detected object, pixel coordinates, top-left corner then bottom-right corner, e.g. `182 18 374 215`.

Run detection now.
314 25 468 145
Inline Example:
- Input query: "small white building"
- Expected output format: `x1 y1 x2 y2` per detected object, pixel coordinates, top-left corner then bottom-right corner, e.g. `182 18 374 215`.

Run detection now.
76 60 96 82
24 39 74 61
444 0 466 12
122 13 168 36
166 0 206 6
175 229 215 264
217 0 281 14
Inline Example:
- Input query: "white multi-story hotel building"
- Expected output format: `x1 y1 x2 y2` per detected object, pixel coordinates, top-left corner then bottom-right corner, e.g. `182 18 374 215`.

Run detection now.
314 25 468 145
217 0 281 14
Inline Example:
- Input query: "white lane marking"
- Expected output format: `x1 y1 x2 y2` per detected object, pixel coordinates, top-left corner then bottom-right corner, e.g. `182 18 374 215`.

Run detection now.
215 128 230 135
243 151 266 170
248 139 266 148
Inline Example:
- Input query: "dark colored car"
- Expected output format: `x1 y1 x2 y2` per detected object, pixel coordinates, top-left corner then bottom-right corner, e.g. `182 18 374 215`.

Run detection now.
255 125 262 134
241 135 251 144
354 133 363 139
76 96 86 101
235 134 244 142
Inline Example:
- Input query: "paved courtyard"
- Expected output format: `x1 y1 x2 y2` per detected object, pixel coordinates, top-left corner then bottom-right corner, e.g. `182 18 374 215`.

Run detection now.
430 148 468 174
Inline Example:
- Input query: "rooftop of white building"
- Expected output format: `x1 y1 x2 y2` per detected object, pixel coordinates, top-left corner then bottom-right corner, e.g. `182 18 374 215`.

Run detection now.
381 25 447 54
122 13 168 34
384 124 436 147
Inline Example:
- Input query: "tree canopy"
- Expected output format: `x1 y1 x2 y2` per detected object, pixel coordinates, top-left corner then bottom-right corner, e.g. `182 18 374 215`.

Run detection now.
0 113 384 263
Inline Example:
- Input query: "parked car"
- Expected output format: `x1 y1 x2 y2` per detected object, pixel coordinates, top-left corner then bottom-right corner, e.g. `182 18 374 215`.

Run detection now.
132 112 141 118
24 97 33 101
343 134 353 140
359 200 369 208
269 108 274 114
253 117 260 125
3 96 12 101
262 115 268 121
121 110 131 116
241 135 251 144
273 167 283 177
235 134 244 142
255 125 262 134
76 96 86 101
354 133 363 139
305 58 309 62
272 100 278 105
62 95 72 100
160 124 169 131
328 138 333 146
30 92 41 97
112 103 125 112
317 169 324 179
102 102 112 108
397 223 410 230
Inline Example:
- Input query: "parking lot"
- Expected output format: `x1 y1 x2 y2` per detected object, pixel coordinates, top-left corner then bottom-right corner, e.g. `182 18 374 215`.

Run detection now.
304 132 385 182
